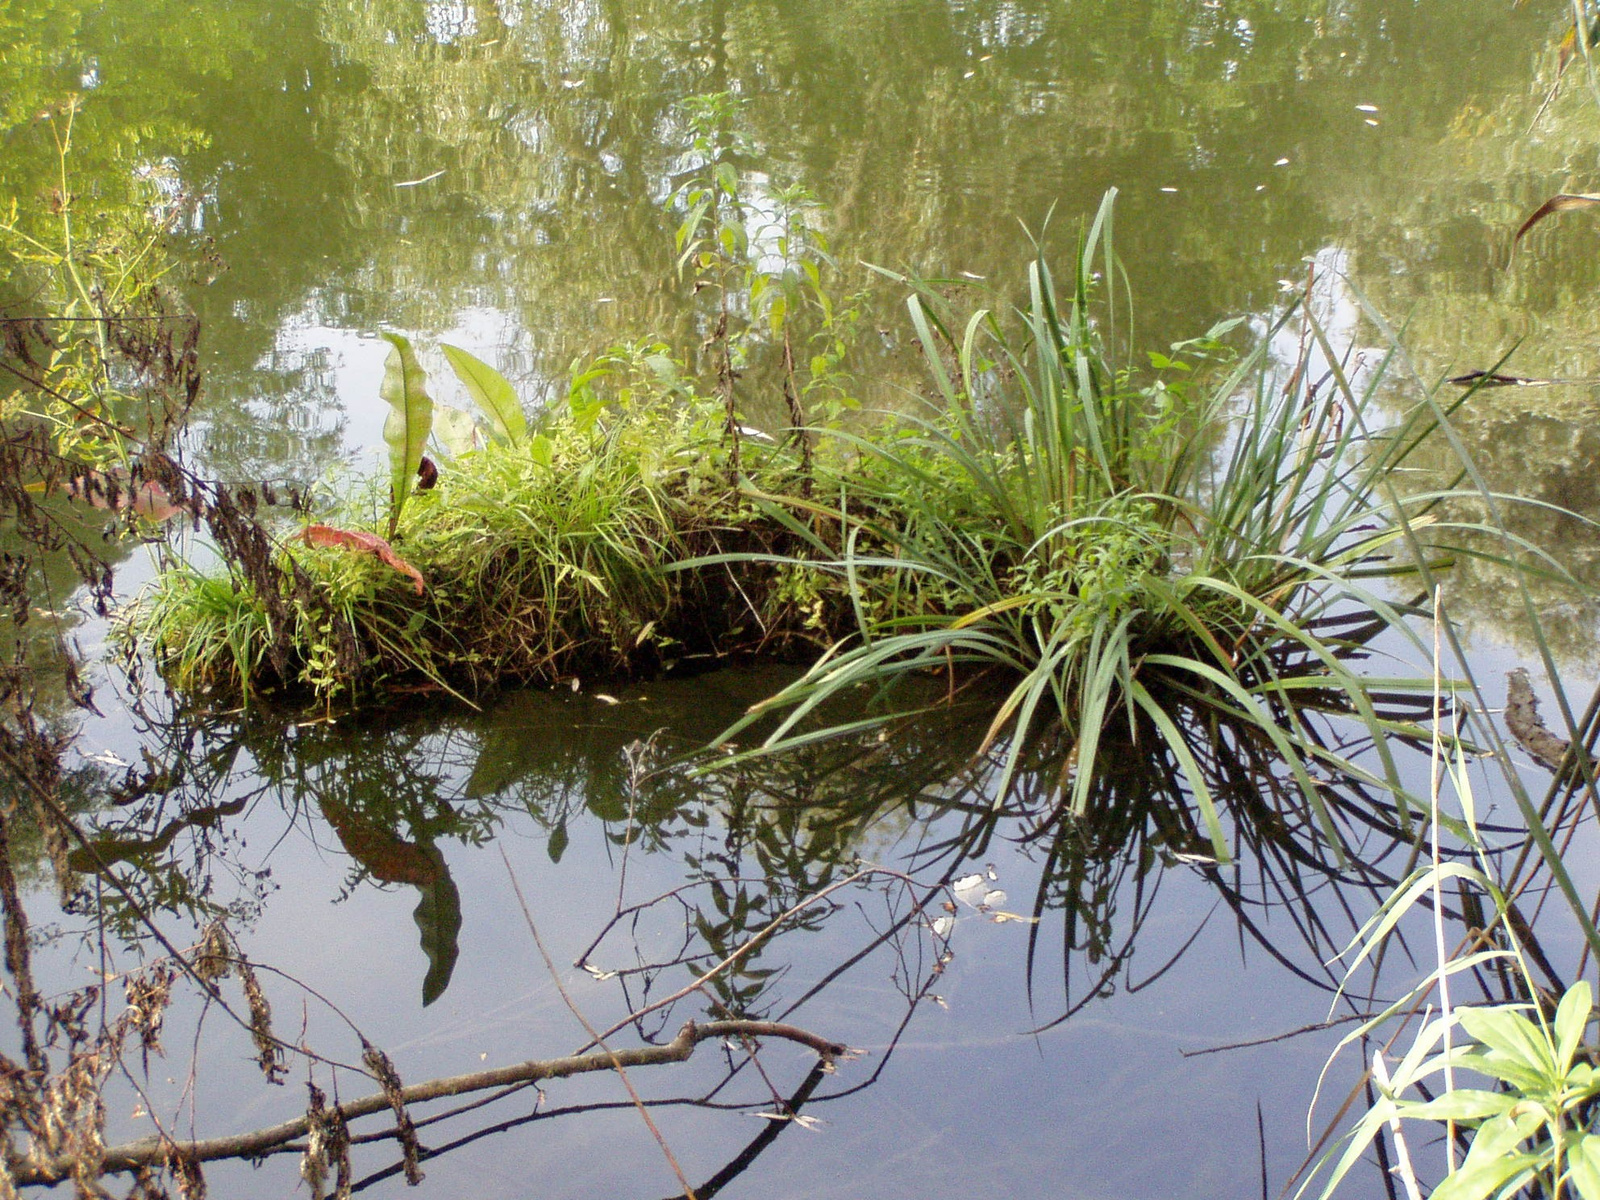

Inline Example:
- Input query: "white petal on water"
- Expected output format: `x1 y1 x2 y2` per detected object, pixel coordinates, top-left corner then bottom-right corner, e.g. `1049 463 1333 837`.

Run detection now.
1274 156 1290 166
931 915 954 938
981 889 1008 908
1355 103 1379 112
952 874 986 903
752 1111 822 1128
594 693 620 705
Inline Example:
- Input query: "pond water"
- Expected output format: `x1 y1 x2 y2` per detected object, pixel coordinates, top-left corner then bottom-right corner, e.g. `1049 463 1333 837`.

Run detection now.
6 1 1600 1196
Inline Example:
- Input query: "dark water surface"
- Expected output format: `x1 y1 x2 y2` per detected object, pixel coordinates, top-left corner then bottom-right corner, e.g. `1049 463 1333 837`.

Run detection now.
8 1 1600 1196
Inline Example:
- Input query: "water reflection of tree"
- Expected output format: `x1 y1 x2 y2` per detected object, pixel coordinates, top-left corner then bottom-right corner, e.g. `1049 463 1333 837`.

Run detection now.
4 0 1557 487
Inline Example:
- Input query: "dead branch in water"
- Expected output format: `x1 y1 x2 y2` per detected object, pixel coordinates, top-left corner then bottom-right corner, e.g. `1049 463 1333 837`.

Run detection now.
9 1019 848 1186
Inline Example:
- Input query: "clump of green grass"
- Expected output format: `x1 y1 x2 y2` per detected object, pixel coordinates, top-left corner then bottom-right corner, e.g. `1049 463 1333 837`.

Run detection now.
139 187 1494 871
705 189 1476 861
130 350 848 708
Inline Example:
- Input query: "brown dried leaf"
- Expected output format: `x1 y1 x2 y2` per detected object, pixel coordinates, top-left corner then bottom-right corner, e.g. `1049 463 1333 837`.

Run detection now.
236 958 285 1084
192 923 231 986
298 525 425 595
362 1041 423 1185
1514 193 1600 244
303 1082 352 1200
167 1150 206 1199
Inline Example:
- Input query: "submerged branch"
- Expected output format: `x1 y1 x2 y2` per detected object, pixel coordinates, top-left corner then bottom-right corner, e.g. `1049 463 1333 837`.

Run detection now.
10 1019 847 1185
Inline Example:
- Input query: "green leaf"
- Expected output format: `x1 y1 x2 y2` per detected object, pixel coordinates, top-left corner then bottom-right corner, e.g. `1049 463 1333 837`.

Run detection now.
1394 1090 1514 1122
547 822 569 864
413 846 462 1007
1459 1007 1557 1080
1459 1109 1546 1170
380 333 434 533
1568 1133 1600 1200
1430 1152 1543 1200
530 433 554 469
1453 1050 1551 1094
1556 981 1592 1074
1427 1110 1548 1200
432 406 480 458
441 344 526 446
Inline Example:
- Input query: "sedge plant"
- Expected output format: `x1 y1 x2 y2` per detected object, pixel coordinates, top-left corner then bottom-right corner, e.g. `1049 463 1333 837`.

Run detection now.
700 188 1476 863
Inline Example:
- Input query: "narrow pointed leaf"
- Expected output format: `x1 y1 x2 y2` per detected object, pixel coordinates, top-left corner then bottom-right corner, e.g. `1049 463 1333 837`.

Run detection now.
442 344 526 446
1568 1133 1600 1200
1556 980 1592 1072
1514 194 1600 244
380 333 433 530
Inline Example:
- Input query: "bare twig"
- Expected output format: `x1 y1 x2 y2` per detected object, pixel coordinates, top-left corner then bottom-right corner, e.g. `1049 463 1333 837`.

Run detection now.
500 847 695 1198
585 864 907 1049
1178 1013 1371 1059
10 1017 843 1185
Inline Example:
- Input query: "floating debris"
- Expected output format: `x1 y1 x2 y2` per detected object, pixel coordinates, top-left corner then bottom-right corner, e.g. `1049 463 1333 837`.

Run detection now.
952 874 986 906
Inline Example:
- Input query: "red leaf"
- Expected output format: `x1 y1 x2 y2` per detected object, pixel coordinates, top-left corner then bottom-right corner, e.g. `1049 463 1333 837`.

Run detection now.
1514 193 1600 244
299 524 426 594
